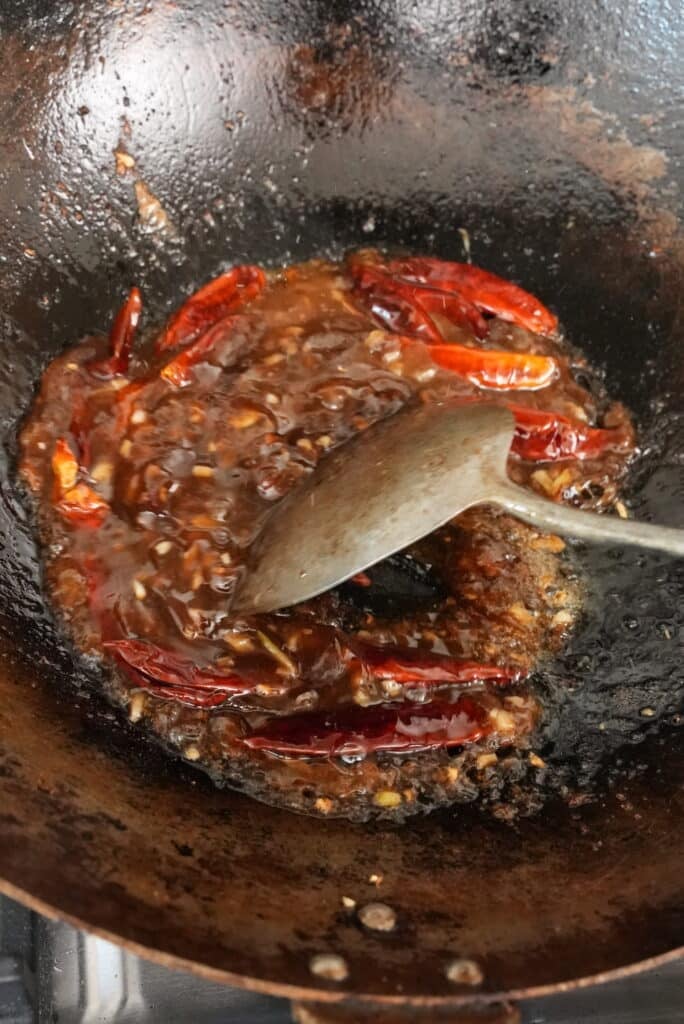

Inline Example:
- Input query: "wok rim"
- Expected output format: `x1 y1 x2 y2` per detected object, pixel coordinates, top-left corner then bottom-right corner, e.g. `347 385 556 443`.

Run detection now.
2 875 682 1008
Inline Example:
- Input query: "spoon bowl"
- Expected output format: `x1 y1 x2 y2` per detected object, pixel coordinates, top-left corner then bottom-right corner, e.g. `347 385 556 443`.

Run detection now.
235 402 684 615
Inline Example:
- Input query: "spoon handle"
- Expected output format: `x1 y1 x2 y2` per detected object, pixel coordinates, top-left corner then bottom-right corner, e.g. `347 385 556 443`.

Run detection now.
494 481 684 557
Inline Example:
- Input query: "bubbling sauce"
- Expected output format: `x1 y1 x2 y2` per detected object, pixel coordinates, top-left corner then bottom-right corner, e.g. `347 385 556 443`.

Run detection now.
18 254 635 820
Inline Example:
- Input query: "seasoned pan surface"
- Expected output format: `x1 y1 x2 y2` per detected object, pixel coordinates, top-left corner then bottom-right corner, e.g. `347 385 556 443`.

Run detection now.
0 0 682 1003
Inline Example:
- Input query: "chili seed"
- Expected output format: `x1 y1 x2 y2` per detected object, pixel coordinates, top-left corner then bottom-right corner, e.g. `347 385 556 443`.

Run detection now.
90 460 113 484
128 692 146 723
373 790 401 808
477 753 497 769
192 464 215 478
489 709 516 733
224 632 255 653
132 579 147 600
230 408 263 429
530 533 566 553
130 409 147 425
154 540 173 555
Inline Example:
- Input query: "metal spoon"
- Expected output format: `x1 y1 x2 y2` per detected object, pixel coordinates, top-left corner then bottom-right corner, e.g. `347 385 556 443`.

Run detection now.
235 402 684 614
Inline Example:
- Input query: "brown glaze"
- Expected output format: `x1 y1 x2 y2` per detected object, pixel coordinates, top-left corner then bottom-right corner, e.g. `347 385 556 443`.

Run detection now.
18 256 635 819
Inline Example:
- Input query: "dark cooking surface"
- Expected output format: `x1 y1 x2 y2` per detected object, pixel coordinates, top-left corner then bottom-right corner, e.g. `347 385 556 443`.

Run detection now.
0 0 681 1006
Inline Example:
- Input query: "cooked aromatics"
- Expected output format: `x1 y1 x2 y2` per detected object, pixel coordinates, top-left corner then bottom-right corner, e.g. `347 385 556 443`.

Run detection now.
18 252 635 820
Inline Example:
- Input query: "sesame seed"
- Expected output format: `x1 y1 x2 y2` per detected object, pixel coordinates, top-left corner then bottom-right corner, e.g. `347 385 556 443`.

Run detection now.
128 692 146 723
119 439 133 457
154 540 173 555
373 790 402 808
130 408 147 425
192 464 215 478
132 579 147 600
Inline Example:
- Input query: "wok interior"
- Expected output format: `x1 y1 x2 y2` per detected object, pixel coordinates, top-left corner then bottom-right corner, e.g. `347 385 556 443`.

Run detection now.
0 0 682 1003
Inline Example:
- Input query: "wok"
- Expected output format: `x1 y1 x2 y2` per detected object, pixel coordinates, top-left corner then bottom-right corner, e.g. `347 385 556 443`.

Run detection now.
0 1 682 1020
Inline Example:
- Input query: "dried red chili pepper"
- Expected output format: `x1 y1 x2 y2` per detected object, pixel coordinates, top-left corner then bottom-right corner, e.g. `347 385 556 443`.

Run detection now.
387 258 558 335
104 638 250 698
142 683 229 710
160 314 242 386
88 286 142 377
510 406 630 462
51 439 109 527
69 404 92 470
356 643 520 686
156 265 266 353
243 696 489 757
56 483 109 527
51 438 79 494
408 340 558 390
352 263 487 340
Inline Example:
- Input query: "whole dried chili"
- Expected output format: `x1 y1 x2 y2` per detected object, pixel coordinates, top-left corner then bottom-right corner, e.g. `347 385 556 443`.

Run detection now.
357 642 519 686
88 286 142 377
104 638 252 696
156 265 266 353
387 257 558 335
243 696 490 756
352 262 487 340
510 406 631 462
411 340 558 390
160 314 243 386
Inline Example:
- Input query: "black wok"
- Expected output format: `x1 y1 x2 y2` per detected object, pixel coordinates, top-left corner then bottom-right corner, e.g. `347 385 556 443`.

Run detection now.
0 2 682 1020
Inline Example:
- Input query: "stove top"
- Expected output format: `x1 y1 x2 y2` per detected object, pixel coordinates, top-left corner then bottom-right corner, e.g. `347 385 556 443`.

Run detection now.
0 895 681 1023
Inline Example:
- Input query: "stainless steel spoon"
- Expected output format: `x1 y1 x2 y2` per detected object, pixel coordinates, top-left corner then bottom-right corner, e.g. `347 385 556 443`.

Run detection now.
235 402 684 614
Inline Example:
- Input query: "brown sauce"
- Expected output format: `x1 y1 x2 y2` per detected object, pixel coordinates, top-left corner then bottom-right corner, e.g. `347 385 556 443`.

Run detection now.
18 254 636 820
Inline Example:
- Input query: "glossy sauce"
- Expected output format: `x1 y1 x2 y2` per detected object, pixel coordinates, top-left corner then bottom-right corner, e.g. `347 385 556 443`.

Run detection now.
17 255 636 816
